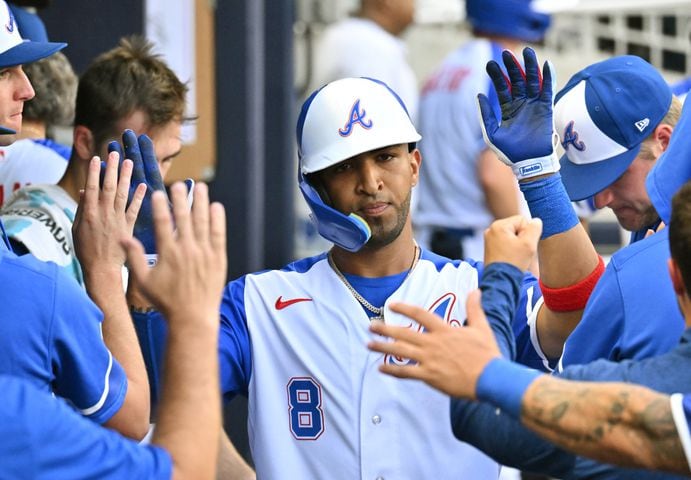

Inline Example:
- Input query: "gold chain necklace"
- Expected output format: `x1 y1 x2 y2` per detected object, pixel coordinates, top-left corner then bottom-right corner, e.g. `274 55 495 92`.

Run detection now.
328 245 420 322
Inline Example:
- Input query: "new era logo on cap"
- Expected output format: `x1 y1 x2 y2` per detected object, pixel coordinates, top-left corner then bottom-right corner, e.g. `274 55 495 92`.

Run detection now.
635 118 650 132
554 55 672 201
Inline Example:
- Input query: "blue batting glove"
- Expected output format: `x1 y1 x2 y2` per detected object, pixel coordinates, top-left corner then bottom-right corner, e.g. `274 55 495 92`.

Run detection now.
108 130 165 261
477 47 560 181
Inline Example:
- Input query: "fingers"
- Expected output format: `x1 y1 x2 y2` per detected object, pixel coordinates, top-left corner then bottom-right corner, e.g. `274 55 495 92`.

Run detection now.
80 157 101 205
122 236 149 286
477 94 499 137
367 338 422 361
485 60 511 106
520 217 543 245
151 190 175 252
523 47 542 98
378 363 423 380
122 130 145 184
465 289 493 335
115 158 134 212
138 134 164 188
209 201 227 273
541 60 556 103
126 183 147 228
502 49 526 99
192 183 210 244
170 182 192 241
388 302 447 333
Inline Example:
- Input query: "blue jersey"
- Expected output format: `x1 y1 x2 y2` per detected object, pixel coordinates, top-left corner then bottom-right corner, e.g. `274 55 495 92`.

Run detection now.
0 374 171 479
560 229 684 367
0 246 127 423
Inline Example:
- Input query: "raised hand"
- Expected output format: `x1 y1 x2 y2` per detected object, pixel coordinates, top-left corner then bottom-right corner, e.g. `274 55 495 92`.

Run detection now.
368 290 501 399
477 47 559 181
484 215 542 271
122 182 227 322
109 130 164 260
73 150 146 283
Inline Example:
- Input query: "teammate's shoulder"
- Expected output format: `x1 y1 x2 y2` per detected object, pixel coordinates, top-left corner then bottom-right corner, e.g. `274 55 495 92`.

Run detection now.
609 228 669 271
0 247 59 283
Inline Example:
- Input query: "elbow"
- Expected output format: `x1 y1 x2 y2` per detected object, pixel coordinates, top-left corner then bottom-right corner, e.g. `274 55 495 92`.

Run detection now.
104 393 152 441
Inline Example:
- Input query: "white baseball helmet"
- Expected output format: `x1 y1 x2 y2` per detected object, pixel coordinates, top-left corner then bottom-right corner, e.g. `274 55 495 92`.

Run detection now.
296 77 421 251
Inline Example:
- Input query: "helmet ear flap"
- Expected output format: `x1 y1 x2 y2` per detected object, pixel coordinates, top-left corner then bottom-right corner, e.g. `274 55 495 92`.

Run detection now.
298 170 371 252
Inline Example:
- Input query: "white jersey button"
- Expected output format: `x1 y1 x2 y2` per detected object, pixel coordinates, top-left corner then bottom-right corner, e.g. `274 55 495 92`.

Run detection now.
371 415 381 425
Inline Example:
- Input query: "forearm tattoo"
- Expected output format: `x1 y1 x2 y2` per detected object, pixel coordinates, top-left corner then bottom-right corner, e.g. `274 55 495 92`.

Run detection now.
521 377 687 473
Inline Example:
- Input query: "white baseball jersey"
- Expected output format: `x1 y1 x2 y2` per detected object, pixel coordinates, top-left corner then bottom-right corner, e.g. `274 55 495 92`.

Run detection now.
0 139 68 206
0 184 82 284
219 250 515 479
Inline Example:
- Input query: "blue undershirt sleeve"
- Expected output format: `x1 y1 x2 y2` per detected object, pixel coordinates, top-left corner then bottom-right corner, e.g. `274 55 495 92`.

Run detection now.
219 277 252 401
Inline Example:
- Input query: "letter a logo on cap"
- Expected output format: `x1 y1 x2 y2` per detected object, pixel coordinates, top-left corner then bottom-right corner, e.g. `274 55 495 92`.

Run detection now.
561 120 586 152
338 99 373 137
5 5 14 33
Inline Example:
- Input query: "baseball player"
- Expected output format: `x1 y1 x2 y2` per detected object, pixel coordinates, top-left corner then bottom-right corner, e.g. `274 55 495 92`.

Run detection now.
0 0 151 440
543 55 685 369
369 177 691 478
0 35 186 285
0 7 75 205
130 72 608 477
368 48 691 479
414 0 550 261
1 178 227 480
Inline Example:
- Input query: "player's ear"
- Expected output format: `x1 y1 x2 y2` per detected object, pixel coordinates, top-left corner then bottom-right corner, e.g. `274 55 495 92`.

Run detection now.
410 147 421 187
73 125 96 162
669 258 686 296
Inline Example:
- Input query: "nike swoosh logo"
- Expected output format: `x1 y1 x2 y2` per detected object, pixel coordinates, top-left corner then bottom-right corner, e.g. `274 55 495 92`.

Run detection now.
275 296 313 310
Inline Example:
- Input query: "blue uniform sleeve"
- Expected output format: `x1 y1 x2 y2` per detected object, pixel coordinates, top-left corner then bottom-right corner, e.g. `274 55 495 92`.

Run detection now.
49 265 127 424
557 337 691 395
450 399 686 479
561 261 626 367
475 261 552 371
0 375 172 480
478 262 523 360
132 309 169 410
219 276 252 401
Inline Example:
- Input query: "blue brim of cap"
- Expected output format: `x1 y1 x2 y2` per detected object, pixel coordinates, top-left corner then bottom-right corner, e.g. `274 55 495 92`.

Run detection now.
559 144 641 201
0 40 66 68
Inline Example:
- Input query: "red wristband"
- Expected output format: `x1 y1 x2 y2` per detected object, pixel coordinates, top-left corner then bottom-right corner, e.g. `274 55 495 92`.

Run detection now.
539 256 605 312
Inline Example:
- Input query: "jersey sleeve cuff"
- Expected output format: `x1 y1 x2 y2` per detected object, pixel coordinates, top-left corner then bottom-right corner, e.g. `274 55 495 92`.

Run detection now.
476 357 542 418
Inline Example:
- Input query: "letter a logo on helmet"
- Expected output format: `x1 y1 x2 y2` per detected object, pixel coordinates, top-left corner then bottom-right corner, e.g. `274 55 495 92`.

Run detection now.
296 77 421 252
338 99 373 137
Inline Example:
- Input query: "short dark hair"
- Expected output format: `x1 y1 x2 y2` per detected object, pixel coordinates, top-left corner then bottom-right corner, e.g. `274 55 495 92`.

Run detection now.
669 181 691 293
74 35 188 150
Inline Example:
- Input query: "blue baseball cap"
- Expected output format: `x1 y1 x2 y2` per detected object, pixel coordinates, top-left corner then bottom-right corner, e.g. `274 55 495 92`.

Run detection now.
465 0 551 43
646 95 691 224
0 0 64 69
8 3 48 42
554 56 672 201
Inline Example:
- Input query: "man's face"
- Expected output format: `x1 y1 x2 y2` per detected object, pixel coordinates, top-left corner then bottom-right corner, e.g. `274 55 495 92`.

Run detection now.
315 143 420 248
99 110 182 179
389 0 415 34
0 65 34 146
593 154 658 231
